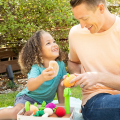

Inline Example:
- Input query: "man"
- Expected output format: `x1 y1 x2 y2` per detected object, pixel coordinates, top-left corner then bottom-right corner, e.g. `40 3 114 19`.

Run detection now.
68 0 120 120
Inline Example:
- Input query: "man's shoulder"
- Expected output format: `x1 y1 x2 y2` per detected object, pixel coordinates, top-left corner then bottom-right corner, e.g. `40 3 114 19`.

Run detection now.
69 24 89 36
70 24 82 33
112 16 120 35
116 16 120 28
116 16 120 21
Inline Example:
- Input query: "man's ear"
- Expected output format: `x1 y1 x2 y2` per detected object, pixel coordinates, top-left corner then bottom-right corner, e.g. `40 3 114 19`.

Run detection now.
98 3 105 14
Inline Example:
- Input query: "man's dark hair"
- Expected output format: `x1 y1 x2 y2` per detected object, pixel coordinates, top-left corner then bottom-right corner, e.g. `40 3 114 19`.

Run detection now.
70 0 106 9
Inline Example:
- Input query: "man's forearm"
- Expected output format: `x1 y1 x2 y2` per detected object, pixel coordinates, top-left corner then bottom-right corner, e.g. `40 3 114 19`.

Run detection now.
68 60 81 74
99 72 120 91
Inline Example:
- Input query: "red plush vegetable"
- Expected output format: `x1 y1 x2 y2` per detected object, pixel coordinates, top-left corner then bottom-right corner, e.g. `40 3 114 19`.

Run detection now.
56 107 65 117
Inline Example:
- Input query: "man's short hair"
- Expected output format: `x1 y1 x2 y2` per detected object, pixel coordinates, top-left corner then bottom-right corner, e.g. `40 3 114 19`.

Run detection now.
70 0 106 10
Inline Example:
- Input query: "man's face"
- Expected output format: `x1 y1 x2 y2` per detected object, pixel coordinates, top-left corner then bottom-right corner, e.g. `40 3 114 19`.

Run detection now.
72 3 104 33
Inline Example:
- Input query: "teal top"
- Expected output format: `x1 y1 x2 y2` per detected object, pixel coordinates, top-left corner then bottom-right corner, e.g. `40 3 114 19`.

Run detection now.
16 61 67 104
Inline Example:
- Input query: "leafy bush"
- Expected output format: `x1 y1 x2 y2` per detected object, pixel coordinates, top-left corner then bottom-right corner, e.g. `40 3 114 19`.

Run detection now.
0 0 78 54
107 0 120 15
0 0 120 54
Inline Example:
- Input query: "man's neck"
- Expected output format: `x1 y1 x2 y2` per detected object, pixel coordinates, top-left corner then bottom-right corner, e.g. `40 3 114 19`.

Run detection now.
98 12 116 33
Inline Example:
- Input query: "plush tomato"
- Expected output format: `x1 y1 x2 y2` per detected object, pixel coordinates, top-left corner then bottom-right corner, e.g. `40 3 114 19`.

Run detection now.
56 107 65 117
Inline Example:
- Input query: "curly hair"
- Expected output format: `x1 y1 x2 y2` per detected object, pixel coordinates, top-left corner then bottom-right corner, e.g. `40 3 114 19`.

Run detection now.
18 30 65 75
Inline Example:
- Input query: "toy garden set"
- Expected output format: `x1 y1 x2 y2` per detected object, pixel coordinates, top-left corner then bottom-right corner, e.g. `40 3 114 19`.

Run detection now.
17 88 74 120
17 73 76 120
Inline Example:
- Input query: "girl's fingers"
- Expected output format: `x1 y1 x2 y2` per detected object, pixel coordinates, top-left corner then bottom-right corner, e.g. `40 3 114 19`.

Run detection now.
63 75 67 79
48 71 55 76
44 67 55 76
45 67 54 72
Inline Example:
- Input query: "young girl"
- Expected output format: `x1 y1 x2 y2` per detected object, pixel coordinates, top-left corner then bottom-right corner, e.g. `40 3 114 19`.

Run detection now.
0 30 67 119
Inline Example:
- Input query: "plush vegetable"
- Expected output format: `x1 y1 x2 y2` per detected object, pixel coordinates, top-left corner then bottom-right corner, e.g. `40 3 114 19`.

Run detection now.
45 103 56 109
56 107 65 117
34 102 37 107
63 73 76 87
29 105 39 115
39 101 46 111
25 101 39 115
25 101 31 112
42 108 53 117
64 88 71 114
33 111 44 116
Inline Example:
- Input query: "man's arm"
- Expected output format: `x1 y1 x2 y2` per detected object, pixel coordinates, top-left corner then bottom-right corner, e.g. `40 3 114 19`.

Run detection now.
70 71 120 90
68 60 120 90
68 60 81 74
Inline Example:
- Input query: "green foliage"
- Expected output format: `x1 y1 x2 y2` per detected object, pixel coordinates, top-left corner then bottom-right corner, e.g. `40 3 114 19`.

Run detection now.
0 0 78 53
6 81 18 89
0 0 120 53
0 86 82 107
0 91 19 107
107 0 120 15
54 86 82 100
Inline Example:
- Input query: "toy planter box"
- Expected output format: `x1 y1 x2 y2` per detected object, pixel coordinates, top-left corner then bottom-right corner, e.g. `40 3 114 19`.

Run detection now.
17 105 74 120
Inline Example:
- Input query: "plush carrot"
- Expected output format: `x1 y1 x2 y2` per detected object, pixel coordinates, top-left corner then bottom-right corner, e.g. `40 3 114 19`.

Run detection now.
63 73 76 87
25 101 39 115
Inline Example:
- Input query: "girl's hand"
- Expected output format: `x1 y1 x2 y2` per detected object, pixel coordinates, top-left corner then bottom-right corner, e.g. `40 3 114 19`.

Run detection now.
41 67 56 81
61 75 67 86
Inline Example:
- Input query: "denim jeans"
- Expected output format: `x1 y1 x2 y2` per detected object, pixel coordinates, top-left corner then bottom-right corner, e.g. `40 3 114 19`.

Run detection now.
14 94 40 106
82 93 120 120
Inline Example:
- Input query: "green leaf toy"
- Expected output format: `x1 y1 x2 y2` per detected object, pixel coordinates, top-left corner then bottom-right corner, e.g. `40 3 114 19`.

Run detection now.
64 88 71 114
39 101 46 111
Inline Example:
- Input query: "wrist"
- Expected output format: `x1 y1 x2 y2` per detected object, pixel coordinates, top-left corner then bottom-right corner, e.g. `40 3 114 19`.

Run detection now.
98 72 108 85
40 74 46 82
97 72 103 84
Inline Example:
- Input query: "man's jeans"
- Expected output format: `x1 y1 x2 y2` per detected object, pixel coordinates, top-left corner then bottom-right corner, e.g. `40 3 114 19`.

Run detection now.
82 93 120 120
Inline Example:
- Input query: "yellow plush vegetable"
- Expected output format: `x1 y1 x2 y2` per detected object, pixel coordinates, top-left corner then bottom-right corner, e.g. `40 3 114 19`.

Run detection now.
63 73 76 87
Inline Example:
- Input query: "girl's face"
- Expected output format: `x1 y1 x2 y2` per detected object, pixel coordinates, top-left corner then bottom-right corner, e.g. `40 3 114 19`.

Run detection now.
41 32 59 61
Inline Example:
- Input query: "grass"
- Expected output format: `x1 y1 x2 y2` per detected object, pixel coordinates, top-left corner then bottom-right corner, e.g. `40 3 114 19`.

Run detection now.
0 86 82 107
0 91 19 107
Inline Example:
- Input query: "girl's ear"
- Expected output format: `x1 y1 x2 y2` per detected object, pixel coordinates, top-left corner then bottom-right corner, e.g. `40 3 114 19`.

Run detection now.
98 3 105 14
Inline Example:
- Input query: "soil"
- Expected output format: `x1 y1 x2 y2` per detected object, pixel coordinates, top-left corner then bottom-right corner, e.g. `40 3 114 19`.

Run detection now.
0 72 27 94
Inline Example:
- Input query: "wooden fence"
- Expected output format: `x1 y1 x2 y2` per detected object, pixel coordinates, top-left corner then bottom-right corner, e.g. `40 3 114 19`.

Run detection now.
0 47 22 73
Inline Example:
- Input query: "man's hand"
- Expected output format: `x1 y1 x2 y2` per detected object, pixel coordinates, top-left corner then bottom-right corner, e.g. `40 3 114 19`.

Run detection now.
70 72 100 89
61 74 77 87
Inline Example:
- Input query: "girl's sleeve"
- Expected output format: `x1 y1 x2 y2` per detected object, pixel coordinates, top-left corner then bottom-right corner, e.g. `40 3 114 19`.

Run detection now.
60 61 67 79
27 64 41 79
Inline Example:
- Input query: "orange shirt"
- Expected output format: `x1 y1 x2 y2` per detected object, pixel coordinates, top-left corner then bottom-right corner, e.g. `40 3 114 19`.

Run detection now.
68 16 120 106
